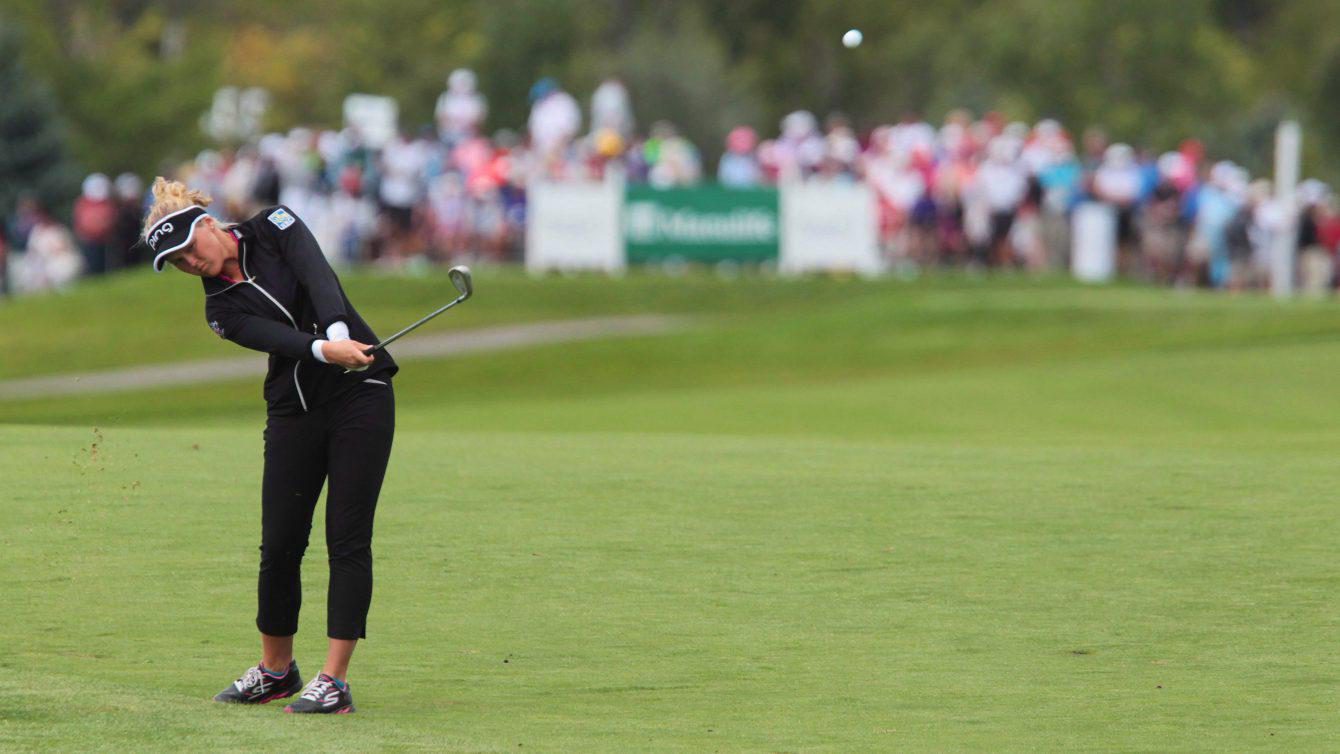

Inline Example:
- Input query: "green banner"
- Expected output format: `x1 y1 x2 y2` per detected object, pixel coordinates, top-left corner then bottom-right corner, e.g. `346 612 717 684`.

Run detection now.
624 186 779 264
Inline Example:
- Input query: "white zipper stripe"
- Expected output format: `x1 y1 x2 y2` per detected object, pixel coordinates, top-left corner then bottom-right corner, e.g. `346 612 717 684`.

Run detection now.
293 363 306 411
246 280 296 327
246 277 309 414
204 277 252 297
218 236 309 413
237 231 249 277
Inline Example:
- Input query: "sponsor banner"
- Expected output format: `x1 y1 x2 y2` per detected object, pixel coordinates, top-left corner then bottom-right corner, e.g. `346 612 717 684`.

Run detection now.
624 186 779 264
525 181 624 273
780 182 882 275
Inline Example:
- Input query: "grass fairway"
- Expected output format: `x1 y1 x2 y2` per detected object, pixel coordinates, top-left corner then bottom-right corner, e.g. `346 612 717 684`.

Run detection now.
3 270 1340 751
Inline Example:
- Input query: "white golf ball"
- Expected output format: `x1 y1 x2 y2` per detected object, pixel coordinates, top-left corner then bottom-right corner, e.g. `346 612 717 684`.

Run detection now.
842 29 863 48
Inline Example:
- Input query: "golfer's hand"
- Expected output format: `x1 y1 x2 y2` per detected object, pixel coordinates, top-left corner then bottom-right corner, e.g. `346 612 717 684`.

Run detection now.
322 340 375 371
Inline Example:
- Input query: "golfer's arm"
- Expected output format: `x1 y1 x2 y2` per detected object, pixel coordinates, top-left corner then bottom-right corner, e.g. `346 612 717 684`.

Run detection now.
272 206 349 332
211 310 320 362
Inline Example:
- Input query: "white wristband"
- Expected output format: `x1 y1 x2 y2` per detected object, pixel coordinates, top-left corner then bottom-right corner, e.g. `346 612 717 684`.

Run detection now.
326 321 350 341
312 339 329 363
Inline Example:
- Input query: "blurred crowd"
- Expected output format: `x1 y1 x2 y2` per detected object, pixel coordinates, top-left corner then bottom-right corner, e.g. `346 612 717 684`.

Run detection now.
2 173 148 296
717 110 1340 292
5 69 1338 296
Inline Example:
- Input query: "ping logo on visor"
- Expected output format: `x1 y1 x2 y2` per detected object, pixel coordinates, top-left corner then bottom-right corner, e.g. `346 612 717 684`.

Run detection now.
147 221 174 249
146 205 210 272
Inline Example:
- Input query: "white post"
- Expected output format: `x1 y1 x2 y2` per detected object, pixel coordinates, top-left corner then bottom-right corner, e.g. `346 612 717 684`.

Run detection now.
1071 202 1117 283
1271 121 1301 298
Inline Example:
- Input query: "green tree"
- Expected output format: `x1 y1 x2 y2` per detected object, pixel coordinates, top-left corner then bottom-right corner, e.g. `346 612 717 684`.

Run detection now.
0 3 222 175
0 21 79 222
576 6 764 164
3 0 1340 183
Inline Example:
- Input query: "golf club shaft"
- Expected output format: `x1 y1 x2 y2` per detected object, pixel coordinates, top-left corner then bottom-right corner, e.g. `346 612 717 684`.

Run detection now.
362 294 468 356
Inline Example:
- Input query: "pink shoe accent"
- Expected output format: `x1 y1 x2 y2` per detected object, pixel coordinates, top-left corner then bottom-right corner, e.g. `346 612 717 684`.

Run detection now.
256 689 292 704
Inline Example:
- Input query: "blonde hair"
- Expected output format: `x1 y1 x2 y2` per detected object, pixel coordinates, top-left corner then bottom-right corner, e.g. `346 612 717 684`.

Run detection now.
141 177 213 238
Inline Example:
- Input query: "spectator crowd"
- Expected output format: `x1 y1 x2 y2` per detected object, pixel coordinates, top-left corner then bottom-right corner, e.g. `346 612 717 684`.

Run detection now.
717 109 1340 293
5 69 1339 296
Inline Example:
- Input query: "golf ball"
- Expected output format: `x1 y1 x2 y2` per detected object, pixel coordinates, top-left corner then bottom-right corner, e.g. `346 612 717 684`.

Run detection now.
842 29 863 48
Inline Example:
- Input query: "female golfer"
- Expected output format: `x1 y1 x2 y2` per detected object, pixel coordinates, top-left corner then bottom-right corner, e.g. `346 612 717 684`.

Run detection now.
142 178 396 714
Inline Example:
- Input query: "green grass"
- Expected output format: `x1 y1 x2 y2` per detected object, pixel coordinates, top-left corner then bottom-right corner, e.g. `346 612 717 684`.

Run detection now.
3 270 1340 751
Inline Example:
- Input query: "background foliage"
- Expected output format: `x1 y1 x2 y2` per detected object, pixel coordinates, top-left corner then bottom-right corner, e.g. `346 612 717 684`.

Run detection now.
0 23 80 217
2 0 1338 192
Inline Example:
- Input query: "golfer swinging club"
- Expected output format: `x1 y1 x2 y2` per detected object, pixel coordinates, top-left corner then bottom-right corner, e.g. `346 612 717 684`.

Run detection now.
142 178 396 714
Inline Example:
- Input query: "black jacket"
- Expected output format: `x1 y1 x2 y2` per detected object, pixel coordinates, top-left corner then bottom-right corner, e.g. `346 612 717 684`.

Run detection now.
203 206 397 415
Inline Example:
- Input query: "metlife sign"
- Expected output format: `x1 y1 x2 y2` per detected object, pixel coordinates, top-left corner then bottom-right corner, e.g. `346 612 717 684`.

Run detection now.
624 186 779 263
526 181 881 274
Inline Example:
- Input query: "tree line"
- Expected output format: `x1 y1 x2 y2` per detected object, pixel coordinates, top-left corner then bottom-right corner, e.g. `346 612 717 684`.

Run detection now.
3 0 1339 220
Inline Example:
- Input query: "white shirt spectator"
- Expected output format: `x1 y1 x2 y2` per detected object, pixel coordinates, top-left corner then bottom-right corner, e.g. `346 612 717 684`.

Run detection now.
379 136 426 208
529 90 581 156
277 129 319 216
1021 119 1066 174
718 154 760 187
866 153 926 212
18 220 83 292
221 149 259 212
776 111 825 180
976 140 1028 212
590 79 634 138
890 121 936 158
435 69 487 143
1093 144 1142 207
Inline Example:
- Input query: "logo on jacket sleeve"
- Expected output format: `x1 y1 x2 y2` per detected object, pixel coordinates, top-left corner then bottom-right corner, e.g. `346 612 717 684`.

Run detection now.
209 320 226 338
267 208 295 230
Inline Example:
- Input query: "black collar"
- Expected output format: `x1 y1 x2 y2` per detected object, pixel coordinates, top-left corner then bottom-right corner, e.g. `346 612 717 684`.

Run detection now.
201 229 253 297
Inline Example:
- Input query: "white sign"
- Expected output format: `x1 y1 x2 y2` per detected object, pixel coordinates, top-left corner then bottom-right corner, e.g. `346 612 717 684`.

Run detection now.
526 181 624 273
342 94 399 149
1071 202 1117 282
202 86 269 142
779 182 882 275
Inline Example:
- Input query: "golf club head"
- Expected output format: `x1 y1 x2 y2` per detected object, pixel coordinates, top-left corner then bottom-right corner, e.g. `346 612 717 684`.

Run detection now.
448 265 474 301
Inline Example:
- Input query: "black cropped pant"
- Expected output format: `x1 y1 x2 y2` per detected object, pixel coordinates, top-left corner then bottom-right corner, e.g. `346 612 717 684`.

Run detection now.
257 379 395 640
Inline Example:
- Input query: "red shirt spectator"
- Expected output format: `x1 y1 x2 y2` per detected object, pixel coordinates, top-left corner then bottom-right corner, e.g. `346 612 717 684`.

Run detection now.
1318 206 1340 254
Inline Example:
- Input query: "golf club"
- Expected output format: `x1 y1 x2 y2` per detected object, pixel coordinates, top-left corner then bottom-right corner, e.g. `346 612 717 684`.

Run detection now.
343 265 473 371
